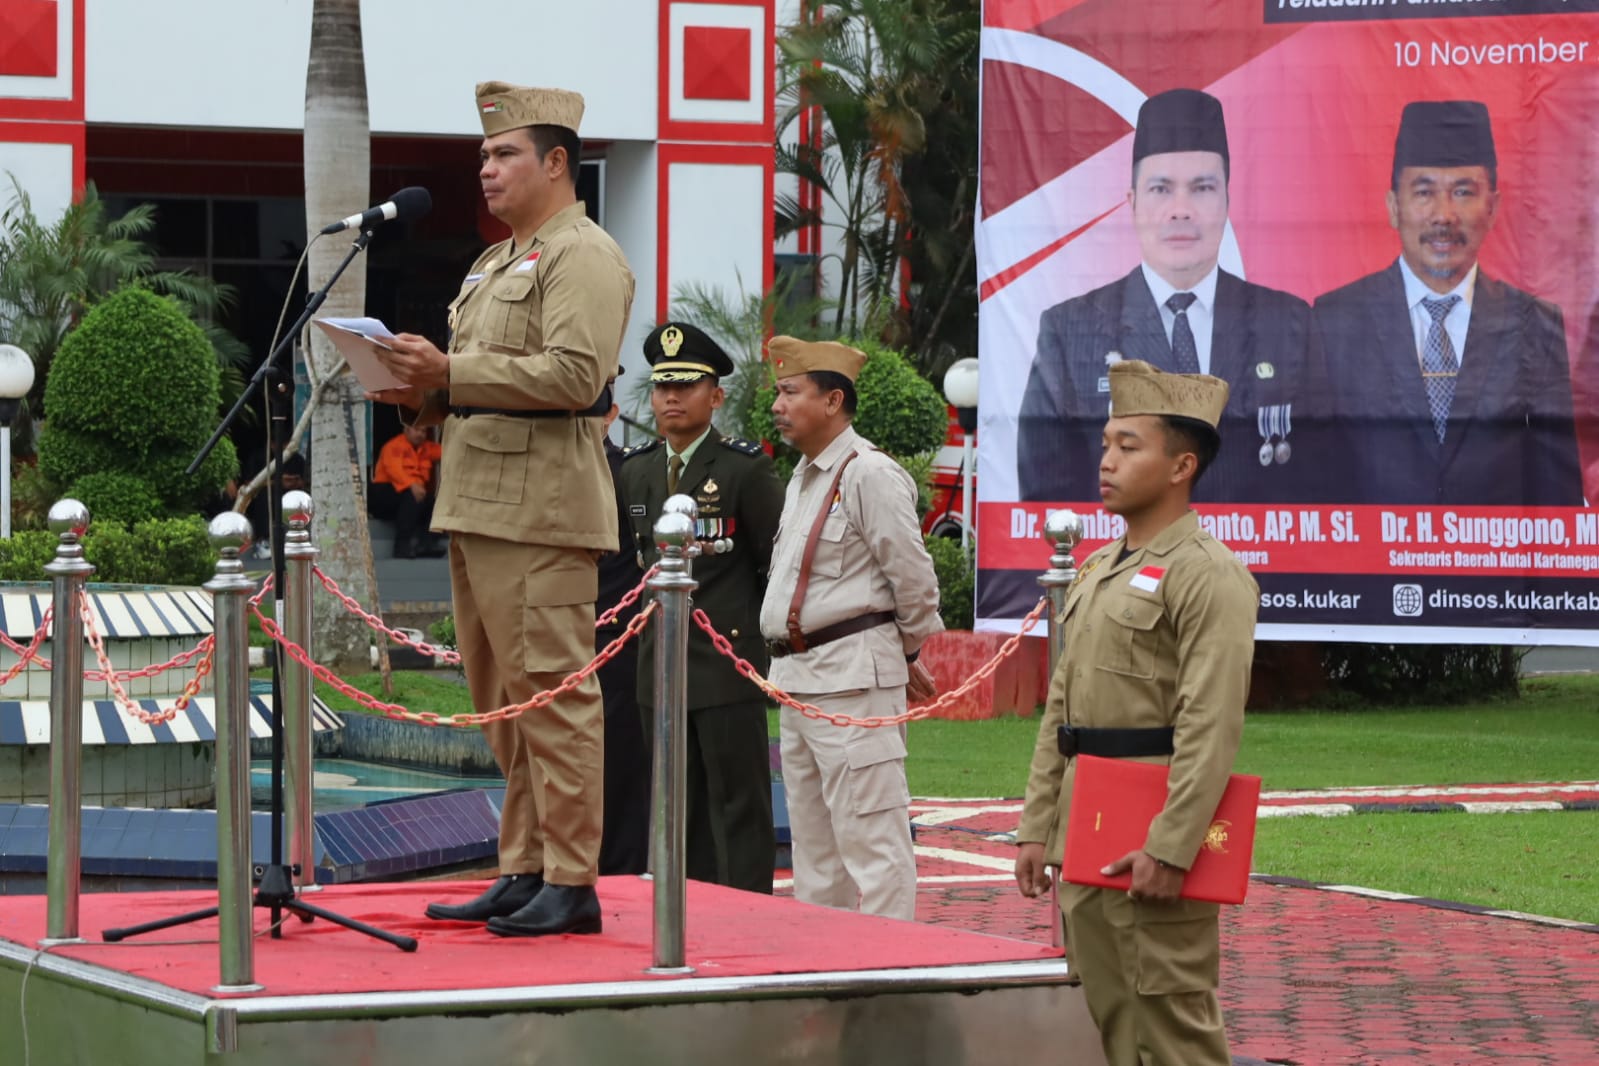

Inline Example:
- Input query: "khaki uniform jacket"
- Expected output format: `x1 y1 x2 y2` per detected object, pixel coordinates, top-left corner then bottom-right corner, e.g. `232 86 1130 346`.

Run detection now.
758 426 943 694
1018 511 1257 887
620 430 786 710
411 202 635 553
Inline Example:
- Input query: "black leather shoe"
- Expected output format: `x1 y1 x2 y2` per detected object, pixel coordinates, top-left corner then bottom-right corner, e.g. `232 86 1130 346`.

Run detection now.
485 884 602 937
424 873 544 922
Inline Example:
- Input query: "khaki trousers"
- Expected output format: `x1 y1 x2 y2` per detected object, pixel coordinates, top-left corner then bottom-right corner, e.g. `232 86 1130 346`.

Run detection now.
1061 883 1230 1066
779 688 915 920
450 533 603 886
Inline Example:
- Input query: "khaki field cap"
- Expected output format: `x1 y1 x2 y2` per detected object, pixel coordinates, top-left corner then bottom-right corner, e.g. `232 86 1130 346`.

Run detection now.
768 336 868 382
1108 360 1229 428
476 81 584 137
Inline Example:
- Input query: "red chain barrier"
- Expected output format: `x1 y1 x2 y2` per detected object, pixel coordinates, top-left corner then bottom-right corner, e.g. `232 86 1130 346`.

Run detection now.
0 607 53 687
253 599 657 727
691 596 1052 728
80 590 215 725
309 564 656 666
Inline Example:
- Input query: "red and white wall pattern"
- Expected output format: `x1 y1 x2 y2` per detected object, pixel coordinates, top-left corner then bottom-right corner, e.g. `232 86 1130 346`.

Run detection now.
0 0 82 226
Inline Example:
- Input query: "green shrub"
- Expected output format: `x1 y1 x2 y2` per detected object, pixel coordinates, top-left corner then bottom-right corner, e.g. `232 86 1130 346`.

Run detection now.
749 338 949 476
427 614 457 651
0 515 212 585
68 471 163 526
38 286 236 516
924 535 974 631
1319 644 1522 705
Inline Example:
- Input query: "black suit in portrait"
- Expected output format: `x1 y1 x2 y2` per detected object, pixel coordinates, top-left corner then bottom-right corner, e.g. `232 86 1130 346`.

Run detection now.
1311 262 1583 506
620 430 786 893
1017 267 1315 503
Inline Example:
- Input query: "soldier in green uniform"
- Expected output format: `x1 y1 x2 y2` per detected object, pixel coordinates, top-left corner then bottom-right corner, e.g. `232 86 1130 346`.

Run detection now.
619 322 785 892
1013 360 1259 1065
371 82 635 938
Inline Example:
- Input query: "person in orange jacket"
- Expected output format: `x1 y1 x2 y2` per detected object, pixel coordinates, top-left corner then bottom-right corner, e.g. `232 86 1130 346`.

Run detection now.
371 424 446 558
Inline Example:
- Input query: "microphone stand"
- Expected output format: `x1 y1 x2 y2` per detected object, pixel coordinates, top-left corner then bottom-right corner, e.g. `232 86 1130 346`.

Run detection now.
104 228 416 953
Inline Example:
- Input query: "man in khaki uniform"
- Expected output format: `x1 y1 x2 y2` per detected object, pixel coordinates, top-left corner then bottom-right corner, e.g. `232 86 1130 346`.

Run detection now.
371 82 635 938
1013 360 1258 1064
758 337 943 920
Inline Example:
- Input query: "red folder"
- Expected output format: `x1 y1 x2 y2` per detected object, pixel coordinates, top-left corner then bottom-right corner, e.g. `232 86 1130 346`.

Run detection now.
1061 755 1262 905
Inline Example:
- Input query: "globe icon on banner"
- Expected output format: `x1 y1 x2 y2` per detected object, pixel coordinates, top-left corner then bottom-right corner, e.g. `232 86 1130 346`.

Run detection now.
1392 584 1424 618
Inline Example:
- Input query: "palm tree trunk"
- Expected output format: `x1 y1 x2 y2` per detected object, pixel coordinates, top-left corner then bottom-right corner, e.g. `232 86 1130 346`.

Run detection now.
303 0 376 674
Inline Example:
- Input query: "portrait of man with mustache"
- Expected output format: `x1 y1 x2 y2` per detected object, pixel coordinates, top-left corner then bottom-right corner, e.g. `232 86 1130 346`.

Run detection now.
1310 100 1583 507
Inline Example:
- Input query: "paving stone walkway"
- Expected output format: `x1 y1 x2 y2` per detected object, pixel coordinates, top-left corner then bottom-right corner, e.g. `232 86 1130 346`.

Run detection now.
874 792 1599 1065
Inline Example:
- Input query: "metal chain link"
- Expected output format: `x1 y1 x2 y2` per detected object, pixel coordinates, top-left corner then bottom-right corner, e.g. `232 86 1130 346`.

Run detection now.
0 607 54 687
253 598 657 727
309 564 656 665
691 596 1052 727
80 589 216 725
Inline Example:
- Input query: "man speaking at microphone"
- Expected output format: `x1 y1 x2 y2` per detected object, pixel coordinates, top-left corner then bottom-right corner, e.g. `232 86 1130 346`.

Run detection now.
369 82 635 938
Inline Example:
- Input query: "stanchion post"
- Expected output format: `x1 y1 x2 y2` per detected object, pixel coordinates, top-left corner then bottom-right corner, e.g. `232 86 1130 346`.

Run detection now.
1036 509 1082 950
281 490 319 892
41 499 93 945
206 512 262 992
645 495 698 974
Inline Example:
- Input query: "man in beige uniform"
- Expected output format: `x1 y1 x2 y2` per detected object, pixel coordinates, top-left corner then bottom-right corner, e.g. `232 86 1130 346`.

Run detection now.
371 82 635 938
758 337 943 921
1013 360 1258 1064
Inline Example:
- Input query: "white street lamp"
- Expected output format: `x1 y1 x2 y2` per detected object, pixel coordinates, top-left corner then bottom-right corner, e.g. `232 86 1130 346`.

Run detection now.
0 344 37 540
942 357 979 551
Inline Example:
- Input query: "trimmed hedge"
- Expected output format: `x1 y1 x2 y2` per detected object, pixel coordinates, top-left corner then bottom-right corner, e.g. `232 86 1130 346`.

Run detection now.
0 516 214 586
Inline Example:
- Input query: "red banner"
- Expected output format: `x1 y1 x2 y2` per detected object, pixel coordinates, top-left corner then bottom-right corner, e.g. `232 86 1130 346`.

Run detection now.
976 0 1599 642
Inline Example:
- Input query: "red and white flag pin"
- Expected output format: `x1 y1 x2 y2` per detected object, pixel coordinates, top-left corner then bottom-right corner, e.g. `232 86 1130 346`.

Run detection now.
1129 566 1165 593
514 250 541 272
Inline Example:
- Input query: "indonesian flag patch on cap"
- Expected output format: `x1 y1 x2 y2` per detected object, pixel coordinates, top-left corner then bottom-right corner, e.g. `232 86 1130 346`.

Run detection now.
1129 566 1165 593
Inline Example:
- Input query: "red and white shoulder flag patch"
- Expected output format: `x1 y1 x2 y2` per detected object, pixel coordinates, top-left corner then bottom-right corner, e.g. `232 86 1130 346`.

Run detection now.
1129 566 1165 593
514 250 541 272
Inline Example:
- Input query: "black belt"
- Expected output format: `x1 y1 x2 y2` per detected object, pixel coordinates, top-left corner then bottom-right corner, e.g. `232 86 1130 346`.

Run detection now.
767 610 896 659
1057 725 1175 759
451 385 611 420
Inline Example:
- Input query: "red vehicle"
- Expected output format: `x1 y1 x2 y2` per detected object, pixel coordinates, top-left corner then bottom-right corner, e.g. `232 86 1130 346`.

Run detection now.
923 405 975 542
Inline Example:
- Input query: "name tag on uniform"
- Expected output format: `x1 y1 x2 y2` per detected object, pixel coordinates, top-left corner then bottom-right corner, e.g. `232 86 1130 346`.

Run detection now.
629 505 647 516
1097 376 1110 393
463 273 485 284
1129 566 1165 593
515 251 541 272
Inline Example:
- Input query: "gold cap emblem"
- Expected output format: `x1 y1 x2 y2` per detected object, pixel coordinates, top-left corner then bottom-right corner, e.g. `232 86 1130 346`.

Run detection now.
1203 819 1232 854
661 326 685 359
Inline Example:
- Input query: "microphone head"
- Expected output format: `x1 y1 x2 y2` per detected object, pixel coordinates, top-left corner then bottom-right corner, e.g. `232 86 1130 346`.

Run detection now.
391 186 432 222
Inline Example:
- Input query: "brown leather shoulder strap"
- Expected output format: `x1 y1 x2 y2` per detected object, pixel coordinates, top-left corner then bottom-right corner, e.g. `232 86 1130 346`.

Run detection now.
785 450 859 652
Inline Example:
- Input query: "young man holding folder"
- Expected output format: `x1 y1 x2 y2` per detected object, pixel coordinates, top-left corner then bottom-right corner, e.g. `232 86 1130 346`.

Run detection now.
1014 360 1258 1066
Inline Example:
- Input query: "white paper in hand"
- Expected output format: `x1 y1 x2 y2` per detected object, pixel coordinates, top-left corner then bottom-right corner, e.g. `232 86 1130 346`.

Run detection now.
313 317 407 392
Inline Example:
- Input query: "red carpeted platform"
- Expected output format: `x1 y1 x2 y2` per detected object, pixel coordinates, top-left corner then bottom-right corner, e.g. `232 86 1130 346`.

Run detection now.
0 876 1059 998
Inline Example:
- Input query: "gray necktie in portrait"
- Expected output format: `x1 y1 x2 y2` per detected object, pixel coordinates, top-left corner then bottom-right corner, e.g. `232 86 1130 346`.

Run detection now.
1421 295 1461 443
1166 291 1201 375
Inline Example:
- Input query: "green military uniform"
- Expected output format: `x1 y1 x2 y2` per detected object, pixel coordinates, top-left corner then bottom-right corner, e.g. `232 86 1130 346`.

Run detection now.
408 83 635 891
619 322 785 892
1018 363 1259 1066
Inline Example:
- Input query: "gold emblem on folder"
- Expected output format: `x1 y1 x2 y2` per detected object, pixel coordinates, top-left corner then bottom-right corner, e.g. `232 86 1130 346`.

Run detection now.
1203 819 1232 854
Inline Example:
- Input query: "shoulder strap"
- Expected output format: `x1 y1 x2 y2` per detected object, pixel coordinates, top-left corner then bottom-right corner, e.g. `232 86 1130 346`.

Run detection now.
785 451 860 651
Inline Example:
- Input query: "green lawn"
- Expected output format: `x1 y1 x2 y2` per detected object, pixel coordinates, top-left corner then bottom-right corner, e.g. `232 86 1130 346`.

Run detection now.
1254 812 1597 924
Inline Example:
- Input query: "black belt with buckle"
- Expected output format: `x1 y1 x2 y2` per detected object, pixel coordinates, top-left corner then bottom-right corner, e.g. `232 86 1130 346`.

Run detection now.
1057 725 1175 759
767 610 896 659
451 385 611 420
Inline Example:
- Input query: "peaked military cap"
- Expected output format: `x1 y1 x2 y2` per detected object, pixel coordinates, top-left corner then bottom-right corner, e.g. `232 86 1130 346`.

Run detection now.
644 322 735 383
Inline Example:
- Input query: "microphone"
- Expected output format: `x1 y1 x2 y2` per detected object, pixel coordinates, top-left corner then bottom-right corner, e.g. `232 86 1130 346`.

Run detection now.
319 186 432 235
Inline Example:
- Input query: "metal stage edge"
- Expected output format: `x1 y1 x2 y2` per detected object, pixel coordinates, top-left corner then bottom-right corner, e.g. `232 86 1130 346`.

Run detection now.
1 938 1106 1066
